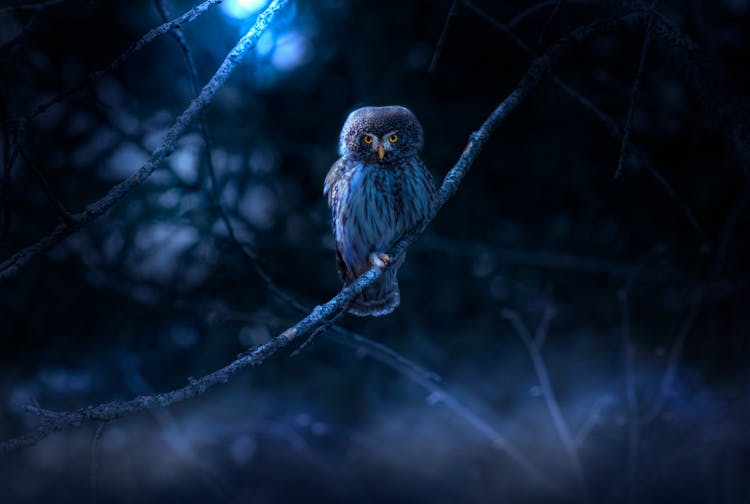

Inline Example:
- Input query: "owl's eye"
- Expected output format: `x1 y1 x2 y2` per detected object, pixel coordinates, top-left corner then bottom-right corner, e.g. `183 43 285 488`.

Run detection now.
363 135 374 144
388 134 398 143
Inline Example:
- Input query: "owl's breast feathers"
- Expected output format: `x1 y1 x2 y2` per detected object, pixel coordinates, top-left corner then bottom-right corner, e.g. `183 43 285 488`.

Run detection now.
324 156 437 280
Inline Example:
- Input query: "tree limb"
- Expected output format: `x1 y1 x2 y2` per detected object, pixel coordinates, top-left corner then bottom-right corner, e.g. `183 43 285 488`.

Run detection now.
614 0 657 179
23 0 224 120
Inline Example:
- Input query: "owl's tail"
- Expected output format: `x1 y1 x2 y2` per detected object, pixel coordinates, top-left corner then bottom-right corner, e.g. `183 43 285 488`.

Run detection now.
348 270 400 317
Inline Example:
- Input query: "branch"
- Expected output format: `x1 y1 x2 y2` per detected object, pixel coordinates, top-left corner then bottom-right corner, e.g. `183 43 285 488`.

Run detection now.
640 288 703 425
614 0 657 179
506 0 595 30
617 287 640 504
427 0 460 74
23 0 223 121
0 0 68 12
573 394 615 448
501 308 587 495
0 13 635 462
0 0 287 282
18 145 76 226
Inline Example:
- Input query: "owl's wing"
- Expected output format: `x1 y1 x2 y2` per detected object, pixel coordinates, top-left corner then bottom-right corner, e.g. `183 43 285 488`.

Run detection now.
324 157 355 281
323 157 346 208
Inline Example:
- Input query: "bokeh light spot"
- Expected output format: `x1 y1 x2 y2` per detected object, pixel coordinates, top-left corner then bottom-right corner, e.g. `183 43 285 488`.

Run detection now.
271 32 311 70
221 0 269 19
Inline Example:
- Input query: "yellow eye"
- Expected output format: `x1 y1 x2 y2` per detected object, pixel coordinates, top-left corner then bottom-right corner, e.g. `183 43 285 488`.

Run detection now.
388 134 398 143
363 135 373 144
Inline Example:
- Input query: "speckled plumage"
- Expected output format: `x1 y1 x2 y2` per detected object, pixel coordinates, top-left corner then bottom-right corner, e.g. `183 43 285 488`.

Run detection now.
324 106 437 316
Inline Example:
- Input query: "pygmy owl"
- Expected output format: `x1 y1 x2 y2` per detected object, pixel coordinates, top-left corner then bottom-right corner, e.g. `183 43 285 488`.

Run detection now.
324 106 437 316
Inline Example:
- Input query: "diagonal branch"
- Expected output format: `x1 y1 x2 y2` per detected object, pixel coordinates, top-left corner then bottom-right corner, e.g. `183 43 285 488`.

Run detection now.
0 14 642 465
501 308 587 495
23 0 224 121
614 0 657 179
0 0 68 12
17 146 76 226
427 0 460 74
0 0 287 282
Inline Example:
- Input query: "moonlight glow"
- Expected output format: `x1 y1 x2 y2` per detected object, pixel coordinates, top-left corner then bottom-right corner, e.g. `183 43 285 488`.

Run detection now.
221 0 269 19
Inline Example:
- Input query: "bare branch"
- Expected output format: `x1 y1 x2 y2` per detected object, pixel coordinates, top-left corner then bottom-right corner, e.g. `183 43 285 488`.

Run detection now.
23 0 224 121
17 146 76 226
617 287 640 504
506 0 595 30
0 0 68 13
0 0 288 282
537 0 564 46
501 308 587 494
640 288 703 425
614 0 657 179
428 0 460 74
90 422 106 504
573 395 616 448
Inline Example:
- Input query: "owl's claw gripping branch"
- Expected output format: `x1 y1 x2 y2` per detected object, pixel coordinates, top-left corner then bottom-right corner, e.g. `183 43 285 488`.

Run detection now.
369 252 391 269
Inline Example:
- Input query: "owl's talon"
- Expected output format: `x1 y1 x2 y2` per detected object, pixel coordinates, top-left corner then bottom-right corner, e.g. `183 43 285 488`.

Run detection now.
369 252 391 269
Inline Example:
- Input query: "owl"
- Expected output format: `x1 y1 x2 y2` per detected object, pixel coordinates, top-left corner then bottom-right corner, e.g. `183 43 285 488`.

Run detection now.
324 106 437 316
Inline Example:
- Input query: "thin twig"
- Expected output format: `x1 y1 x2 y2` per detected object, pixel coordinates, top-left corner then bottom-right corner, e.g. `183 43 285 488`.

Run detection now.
617 287 639 504
614 0 657 179
0 0 287 282
428 0 460 74
0 122 22 239
507 0 595 30
290 299 351 357
537 0 564 46
90 422 106 504
155 0 265 267
501 308 587 496
17 146 76 225
23 0 224 121
0 0 68 12
0 14 642 466
640 288 703 425
534 304 556 348
0 9 40 53
573 395 615 448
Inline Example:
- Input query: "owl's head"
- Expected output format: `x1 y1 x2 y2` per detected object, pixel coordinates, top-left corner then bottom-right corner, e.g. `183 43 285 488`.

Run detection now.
338 105 424 163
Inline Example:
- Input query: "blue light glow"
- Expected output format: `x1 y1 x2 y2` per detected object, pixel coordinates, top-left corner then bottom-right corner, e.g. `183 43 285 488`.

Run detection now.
256 30 275 56
271 32 310 70
221 0 269 19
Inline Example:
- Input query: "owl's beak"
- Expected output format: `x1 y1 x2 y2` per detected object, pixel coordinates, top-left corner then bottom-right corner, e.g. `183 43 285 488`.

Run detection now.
377 145 385 160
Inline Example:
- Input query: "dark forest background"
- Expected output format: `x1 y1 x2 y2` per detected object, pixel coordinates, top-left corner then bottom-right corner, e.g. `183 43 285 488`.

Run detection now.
1 0 749 502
